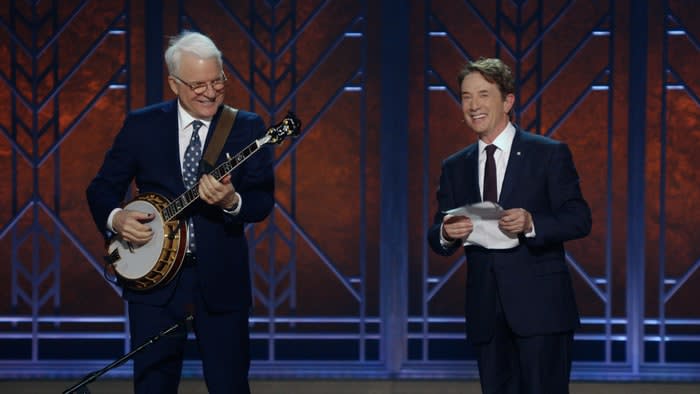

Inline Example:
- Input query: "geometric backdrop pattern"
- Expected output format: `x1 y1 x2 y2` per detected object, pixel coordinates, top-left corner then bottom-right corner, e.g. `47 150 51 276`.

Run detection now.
415 0 619 373
0 0 698 381
652 0 700 369
413 0 700 380
0 0 131 370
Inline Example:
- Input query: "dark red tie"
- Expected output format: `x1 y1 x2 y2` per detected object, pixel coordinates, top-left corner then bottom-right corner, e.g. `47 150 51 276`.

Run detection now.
483 144 498 202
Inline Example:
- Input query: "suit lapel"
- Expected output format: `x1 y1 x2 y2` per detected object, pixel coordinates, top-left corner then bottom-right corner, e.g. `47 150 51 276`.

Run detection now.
457 146 481 205
159 101 185 191
499 128 526 206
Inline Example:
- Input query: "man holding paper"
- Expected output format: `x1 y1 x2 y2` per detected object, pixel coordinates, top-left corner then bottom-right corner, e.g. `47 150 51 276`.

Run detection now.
427 58 591 394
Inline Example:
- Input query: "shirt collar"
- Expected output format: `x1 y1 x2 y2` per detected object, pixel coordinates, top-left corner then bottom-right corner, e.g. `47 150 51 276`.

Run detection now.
478 122 516 153
176 100 211 132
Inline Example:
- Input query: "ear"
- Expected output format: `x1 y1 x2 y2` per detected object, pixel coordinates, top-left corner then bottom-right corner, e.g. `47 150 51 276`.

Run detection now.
167 76 179 96
503 93 515 114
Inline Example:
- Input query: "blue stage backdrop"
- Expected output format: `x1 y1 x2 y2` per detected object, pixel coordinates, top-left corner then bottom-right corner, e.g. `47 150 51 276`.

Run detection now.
0 0 698 381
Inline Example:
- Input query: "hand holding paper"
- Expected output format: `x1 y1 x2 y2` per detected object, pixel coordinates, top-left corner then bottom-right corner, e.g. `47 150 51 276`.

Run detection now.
444 202 519 249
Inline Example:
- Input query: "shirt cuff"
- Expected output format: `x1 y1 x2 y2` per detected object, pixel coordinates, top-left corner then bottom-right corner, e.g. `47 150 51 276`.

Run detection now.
222 192 242 216
439 223 457 248
107 208 123 233
524 222 536 238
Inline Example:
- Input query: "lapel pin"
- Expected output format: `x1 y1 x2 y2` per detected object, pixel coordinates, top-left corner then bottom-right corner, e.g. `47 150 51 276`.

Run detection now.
516 151 521 156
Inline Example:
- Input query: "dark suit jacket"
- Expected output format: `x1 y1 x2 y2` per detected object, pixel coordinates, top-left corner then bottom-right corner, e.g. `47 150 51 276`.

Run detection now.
427 127 591 344
86 100 274 311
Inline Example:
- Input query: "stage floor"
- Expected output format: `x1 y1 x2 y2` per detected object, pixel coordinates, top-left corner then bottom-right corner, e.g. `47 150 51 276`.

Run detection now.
2 380 699 393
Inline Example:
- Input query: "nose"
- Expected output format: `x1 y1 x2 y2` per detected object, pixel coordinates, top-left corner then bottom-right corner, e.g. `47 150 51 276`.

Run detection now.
202 83 218 98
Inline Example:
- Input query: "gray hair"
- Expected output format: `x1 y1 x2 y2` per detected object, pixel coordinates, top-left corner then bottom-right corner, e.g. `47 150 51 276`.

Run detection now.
164 31 222 76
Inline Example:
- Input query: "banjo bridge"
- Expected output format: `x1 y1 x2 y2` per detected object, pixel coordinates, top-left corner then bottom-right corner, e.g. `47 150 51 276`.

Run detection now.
104 248 121 265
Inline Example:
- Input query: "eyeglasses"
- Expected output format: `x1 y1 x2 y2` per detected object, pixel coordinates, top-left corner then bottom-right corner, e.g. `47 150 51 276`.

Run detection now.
171 73 227 95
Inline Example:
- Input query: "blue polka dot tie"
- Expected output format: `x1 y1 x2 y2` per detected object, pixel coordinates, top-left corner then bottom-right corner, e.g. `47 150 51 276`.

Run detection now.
182 120 203 189
183 120 203 252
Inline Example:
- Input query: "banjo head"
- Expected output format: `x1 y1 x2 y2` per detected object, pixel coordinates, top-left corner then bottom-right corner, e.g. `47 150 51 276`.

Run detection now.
105 192 187 291
109 199 166 280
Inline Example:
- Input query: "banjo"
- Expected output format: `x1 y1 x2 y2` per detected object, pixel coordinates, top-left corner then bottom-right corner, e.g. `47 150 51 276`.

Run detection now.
104 112 301 291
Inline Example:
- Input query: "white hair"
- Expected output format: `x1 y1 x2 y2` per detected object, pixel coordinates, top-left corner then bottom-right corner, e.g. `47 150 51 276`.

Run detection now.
164 31 222 76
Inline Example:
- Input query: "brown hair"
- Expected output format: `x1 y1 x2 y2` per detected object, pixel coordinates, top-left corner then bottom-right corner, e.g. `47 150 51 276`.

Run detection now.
457 57 515 100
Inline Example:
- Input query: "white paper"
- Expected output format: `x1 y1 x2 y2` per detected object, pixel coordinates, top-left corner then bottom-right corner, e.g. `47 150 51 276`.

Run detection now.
444 201 519 250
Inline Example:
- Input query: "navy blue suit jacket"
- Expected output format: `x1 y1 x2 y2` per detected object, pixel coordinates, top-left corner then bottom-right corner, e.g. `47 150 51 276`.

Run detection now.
86 100 274 311
427 127 591 344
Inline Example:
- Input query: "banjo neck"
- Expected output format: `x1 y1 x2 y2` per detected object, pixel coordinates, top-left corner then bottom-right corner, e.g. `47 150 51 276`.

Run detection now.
161 134 271 222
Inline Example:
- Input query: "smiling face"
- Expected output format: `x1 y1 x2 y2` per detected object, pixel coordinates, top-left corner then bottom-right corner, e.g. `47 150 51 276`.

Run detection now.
167 52 224 120
460 71 514 143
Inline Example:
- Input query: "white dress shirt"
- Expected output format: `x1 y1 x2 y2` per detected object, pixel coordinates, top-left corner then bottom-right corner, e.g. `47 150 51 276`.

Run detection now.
477 123 516 201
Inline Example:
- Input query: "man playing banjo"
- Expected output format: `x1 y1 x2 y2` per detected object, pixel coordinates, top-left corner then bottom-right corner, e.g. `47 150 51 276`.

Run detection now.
86 31 275 394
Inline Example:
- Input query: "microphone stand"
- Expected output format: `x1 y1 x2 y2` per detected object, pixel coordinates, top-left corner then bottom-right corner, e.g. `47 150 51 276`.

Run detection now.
62 315 193 394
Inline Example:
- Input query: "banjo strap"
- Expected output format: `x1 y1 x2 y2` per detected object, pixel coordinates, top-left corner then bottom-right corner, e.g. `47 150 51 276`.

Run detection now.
201 105 238 172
